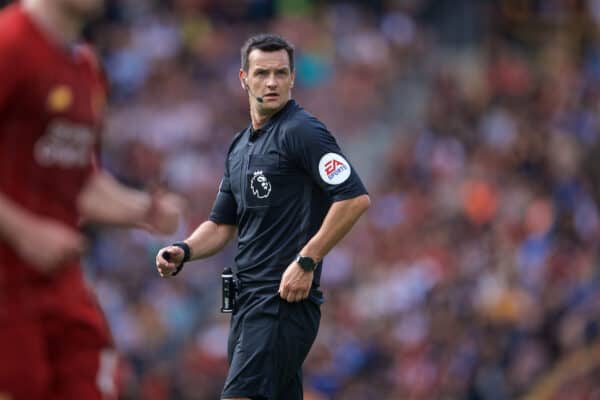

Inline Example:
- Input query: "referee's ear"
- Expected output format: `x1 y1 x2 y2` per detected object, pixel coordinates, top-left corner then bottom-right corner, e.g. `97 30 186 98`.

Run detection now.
239 69 247 90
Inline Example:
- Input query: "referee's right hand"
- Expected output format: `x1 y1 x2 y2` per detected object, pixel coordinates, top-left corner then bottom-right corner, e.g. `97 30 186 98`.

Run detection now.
155 246 184 277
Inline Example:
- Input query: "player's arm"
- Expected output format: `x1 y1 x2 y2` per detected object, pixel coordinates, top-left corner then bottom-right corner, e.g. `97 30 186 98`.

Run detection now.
0 192 85 272
77 171 181 234
0 30 86 272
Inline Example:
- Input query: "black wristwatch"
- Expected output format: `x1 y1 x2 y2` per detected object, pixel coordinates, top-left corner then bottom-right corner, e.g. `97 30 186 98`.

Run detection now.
295 255 318 272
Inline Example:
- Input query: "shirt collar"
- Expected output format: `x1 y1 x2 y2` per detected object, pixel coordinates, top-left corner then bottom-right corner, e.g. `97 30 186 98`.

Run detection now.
249 99 296 140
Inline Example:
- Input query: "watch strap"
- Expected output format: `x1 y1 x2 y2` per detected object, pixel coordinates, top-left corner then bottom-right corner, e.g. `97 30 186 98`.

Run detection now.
171 241 191 275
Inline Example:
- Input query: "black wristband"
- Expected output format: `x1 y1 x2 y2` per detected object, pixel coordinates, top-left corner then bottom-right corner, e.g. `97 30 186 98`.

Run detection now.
171 241 191 276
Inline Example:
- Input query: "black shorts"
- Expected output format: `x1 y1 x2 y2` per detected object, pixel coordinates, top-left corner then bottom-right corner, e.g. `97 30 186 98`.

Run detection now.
221 284 321 400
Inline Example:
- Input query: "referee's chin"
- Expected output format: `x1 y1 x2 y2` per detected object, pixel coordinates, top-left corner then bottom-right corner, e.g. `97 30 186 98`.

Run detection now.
257 98 287 114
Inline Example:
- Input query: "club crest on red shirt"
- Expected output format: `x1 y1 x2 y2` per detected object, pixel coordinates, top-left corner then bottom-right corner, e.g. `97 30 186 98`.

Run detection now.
47 85 73 112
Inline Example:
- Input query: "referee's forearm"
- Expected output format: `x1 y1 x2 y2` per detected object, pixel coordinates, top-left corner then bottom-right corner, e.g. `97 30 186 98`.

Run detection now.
300 194 370 261
184 220 236 260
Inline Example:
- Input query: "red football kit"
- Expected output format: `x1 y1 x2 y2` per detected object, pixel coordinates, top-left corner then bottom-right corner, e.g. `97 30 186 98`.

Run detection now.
0 5 117 400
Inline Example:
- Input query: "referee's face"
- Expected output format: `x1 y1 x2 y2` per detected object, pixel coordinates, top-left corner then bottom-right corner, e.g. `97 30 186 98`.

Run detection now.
242 49 295 114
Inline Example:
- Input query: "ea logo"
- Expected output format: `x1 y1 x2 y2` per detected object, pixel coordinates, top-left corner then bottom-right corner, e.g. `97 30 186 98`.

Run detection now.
319 153 351 185
250 170 272 198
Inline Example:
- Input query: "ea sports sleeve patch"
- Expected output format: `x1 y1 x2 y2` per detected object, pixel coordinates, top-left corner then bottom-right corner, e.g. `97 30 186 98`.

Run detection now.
284 114 367 201
318 152 351 185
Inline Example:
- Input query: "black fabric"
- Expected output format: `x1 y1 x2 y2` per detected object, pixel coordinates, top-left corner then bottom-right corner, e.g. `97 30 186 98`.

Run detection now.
208 100 367 288
210 171 238 226
221 285 320 400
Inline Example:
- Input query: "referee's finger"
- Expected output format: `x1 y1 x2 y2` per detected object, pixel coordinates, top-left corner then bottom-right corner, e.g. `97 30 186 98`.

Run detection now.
155 259 172 272
290 291 302 303
156 256 167 268
158 266 172 277
162 246 183 262
157 260 174 274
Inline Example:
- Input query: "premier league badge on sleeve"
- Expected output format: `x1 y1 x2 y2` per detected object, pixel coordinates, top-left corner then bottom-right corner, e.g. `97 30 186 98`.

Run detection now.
319 153 351 185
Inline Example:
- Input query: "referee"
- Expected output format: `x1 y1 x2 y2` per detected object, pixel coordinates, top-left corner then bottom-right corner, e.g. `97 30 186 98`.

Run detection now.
155 33 370 400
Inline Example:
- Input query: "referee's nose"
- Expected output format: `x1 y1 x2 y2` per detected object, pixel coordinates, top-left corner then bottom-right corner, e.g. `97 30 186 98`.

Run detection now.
266 74 278 90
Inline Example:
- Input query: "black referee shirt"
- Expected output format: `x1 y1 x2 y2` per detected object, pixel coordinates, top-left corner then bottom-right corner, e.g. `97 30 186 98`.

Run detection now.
209 100 367 297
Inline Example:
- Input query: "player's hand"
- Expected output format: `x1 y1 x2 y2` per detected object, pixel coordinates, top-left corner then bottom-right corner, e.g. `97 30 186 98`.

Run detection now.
144 192 184 235
14 218 86 273
155 245 184 277
278 261 313 302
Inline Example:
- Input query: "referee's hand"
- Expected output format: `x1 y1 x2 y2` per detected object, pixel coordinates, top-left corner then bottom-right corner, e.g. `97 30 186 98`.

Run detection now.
279 262 313 303
155 246 184 277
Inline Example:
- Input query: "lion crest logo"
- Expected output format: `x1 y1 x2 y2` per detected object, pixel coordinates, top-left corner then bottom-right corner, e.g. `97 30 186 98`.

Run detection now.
250 170 272 199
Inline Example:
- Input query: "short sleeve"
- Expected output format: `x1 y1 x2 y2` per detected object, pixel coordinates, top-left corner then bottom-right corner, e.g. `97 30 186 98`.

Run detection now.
284 116 368 202
209 160 238 225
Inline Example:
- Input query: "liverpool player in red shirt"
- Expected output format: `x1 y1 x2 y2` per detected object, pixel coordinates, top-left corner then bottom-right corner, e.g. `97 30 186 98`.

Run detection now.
0 1 182 399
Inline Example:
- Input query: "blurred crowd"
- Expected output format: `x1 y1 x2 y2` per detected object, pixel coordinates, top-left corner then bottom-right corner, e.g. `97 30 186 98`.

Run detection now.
21 0 600 398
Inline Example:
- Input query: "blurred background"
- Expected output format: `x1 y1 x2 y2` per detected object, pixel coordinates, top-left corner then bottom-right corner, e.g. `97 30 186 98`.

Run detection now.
6 0 600 398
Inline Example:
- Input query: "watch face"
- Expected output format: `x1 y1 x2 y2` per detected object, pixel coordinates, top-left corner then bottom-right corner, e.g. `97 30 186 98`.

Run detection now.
298 256 316 271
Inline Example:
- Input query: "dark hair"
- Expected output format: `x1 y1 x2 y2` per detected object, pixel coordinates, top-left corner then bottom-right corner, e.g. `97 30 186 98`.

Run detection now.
240 34 295 72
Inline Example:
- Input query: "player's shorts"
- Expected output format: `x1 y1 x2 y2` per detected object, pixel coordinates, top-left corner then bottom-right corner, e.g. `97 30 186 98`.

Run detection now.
221 284 321 400
0 266 118 400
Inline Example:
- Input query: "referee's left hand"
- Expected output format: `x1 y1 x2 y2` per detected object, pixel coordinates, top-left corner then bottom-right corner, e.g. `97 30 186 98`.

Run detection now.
279 262 313 303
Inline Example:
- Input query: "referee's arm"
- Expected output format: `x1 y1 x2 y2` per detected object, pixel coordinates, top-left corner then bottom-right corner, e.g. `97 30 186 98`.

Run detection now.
278 194 370 302
156 221 236 277
299 194 370 263
184 221 237 261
